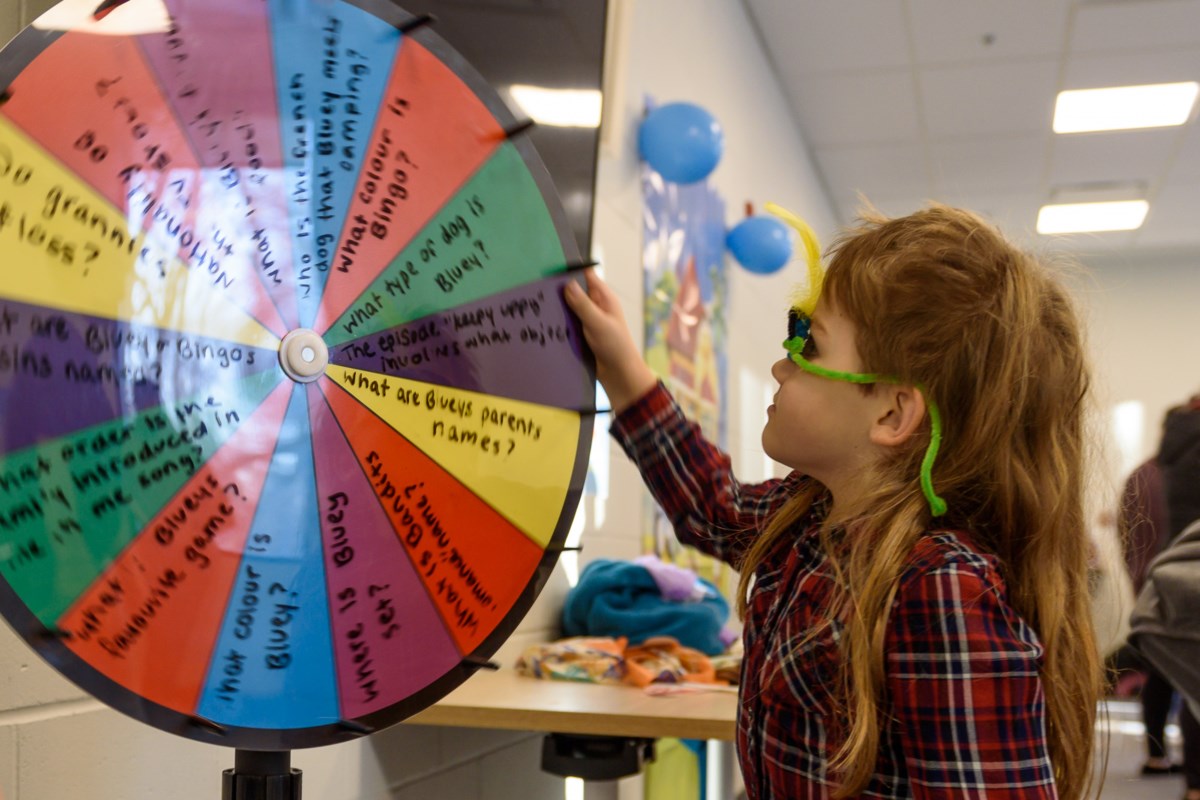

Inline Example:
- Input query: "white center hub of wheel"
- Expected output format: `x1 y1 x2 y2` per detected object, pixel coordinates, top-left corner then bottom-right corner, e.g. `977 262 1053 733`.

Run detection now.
278 329 329 383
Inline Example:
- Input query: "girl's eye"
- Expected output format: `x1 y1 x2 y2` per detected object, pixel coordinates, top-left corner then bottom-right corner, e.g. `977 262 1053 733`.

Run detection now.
802 336 817 358
787 309 811 342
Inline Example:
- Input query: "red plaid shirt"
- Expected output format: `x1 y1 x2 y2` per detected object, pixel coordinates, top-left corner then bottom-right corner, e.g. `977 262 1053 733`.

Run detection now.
613 384 1056 799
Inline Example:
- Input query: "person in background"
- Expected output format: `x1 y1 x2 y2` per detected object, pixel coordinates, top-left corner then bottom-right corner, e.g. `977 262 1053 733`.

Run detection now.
1160 395 1200 550
1118 458 1186 775
1132 395 1200 799
564 205 1103 799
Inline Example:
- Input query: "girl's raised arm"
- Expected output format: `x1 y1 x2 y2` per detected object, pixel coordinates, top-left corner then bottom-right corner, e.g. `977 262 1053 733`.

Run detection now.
564 268 794 566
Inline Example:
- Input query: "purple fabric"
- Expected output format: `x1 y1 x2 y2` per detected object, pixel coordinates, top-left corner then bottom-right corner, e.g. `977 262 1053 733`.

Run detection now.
633 555 738 647
633 554 706 602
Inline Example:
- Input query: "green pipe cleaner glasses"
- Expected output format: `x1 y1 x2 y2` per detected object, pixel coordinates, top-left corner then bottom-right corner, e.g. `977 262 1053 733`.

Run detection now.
781 337 947 517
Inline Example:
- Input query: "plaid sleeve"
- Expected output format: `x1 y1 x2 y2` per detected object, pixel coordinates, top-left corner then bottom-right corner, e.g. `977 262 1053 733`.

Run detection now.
610 382 799 566
885 556 1056 799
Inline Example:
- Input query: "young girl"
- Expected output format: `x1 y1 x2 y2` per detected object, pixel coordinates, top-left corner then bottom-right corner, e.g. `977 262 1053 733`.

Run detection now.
564 205 1103 799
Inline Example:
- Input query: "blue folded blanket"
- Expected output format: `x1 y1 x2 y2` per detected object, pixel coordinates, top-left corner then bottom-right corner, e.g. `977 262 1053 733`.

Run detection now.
561 559 731 655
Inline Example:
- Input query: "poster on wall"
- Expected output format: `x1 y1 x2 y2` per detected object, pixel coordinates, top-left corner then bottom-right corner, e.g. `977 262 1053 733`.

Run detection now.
640 103 734 600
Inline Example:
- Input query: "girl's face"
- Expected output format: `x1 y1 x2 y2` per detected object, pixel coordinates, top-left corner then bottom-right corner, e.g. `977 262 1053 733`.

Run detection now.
763 298 881 493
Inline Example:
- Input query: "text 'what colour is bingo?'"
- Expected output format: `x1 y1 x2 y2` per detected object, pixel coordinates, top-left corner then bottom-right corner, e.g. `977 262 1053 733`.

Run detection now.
338 197 489 337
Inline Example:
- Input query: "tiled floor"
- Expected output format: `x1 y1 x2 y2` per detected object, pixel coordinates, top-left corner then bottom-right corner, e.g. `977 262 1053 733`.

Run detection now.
1097 700 1187 800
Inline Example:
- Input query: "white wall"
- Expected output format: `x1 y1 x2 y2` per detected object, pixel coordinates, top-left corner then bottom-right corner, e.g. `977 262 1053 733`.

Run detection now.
0 0 830 798
1055 247 1200 659
1075 250 1200 483
586 0 836 566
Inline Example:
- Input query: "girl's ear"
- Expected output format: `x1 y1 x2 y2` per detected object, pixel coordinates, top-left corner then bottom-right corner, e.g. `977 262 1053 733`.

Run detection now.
869 384 927 448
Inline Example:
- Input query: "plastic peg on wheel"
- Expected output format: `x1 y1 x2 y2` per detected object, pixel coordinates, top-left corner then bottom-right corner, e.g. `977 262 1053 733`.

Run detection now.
91 0 130 20
35 627 73 642
462 656 501 672
564 259 601 273
337 719 375 735
504 119 537 140
397 13 436 34
188 714 229 736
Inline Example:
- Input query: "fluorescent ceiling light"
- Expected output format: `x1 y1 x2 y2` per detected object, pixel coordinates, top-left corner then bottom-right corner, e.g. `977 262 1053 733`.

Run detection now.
1053 82 1199 133
509 85 602 128
1036 200 1149 234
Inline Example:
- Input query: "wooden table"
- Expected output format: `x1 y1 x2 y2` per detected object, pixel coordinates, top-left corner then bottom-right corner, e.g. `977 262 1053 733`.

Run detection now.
407 667 738 741
406 668 739 798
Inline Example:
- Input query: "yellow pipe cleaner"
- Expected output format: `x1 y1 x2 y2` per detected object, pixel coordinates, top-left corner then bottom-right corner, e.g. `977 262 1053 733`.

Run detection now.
765 201 823 317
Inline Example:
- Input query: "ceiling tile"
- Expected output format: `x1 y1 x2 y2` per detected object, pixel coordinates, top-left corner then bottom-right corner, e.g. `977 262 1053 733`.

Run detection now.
920 59 1059 137
1039 229 1140 256
1062 48 1200 89
1137 180 1200 246
789 69 921 146
740 1 1200 259
1070 0 1200 53
817 142 931 203
908 0 1070 65
1048 128 1181 187
931 134 1049 194
1169 120 1200 180
745 0 910 75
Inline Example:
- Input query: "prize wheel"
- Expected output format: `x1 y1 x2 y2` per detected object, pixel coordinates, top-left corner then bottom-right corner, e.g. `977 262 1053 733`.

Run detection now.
0 0 595 749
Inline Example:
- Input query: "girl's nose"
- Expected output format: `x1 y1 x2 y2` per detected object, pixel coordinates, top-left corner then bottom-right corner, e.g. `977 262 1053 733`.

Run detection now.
770 356 793 384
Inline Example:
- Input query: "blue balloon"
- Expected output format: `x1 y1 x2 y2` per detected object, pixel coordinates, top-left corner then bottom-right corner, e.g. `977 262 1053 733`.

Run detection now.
727 216 793 275
637 102 724 184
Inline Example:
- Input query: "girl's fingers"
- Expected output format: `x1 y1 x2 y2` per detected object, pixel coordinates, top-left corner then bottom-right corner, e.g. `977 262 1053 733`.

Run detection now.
582 268 612 307
565 270 616 326
563 278 598 322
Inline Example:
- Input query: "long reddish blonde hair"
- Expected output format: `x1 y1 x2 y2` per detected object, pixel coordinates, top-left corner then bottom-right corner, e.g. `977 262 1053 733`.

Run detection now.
736 205 1102 798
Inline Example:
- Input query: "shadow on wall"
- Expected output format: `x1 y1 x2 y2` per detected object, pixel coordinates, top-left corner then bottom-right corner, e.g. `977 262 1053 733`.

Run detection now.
368 724 567 799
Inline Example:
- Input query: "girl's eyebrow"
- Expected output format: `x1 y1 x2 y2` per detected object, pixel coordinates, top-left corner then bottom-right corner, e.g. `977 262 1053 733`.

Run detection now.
810 316 826 334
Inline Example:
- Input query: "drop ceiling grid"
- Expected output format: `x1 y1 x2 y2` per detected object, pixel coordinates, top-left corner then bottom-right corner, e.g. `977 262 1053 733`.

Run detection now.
743 0 1200 255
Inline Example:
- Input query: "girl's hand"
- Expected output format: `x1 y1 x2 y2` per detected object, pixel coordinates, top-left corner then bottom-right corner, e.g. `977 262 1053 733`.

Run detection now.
564 269 658 413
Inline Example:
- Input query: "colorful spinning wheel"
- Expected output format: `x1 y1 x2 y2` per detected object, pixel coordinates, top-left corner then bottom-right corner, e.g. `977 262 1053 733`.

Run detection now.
0 0 594 749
